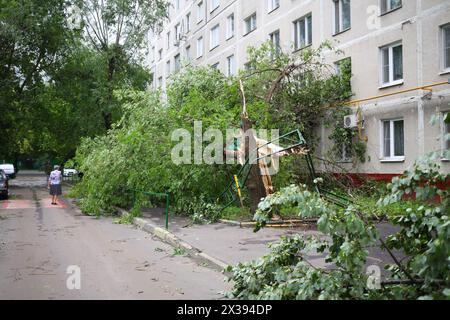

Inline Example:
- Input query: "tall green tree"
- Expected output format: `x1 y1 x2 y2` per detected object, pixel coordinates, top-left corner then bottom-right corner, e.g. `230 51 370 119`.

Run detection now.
77 0 169 129
0 0 77 162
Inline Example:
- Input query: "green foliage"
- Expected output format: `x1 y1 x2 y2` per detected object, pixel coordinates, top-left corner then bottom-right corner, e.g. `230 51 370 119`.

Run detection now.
72 65 237 218
221 206 253 222
326 106 366 164
227 155 450 300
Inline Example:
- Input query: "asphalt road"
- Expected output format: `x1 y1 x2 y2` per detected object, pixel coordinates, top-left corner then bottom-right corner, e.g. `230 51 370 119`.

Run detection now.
0 171 229 300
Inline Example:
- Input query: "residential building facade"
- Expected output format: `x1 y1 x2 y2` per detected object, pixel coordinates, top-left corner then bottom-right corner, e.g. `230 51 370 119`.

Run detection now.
149 0 450 176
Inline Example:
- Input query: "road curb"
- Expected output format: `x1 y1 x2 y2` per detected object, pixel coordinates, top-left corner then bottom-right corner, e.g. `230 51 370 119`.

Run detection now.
117 208 229 274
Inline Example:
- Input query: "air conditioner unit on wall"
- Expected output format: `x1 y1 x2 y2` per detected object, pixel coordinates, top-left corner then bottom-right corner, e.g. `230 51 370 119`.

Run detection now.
343 114 363 129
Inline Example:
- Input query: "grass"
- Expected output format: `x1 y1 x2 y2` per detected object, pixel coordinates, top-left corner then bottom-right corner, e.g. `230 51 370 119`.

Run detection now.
220 206 253 222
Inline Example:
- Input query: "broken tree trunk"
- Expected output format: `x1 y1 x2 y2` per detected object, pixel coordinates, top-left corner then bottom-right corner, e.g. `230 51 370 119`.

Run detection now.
239 80 269 213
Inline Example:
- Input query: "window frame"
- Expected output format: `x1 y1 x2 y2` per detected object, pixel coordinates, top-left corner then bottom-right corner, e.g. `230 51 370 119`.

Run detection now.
293 14 313 51
268 0 280 14
441 111 450 160
380 118 405 162
380 0 402 16
269 29 281 56
197 1 205 23
244 13 257 36
227 54 235 77
379 42 403 88
226 13 235 40
186 12 191 33
333 0 351 35
166 60 171 78
441 23 450 74
174 54 181 72
210 0 220 13
210 24 220 50
196 36 204 59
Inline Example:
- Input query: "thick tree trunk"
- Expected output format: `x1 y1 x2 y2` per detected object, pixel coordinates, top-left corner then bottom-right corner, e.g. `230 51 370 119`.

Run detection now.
103 55 116 131
241 116 267 213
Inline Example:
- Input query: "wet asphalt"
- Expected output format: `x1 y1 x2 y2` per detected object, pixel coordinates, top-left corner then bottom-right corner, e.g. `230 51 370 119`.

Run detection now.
0 171 229 300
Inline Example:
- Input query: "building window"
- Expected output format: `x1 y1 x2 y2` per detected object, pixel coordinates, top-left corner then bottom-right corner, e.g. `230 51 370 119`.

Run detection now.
294 14 312 50
174 23 181 44
244 13 257 35
166 60 171 77
335 57 352 89
150 46 155 63
380 0 402 15
210 0 220 12
270 30 281 56
380 42 403 86
174 54 181 72
186 13 191 33
176 0 181 10
443 112 450 156
197 1 204 23
185 45 191 61
197 37 204 58
227 55 235 76
210 24 220 50
166 31 171 49
334 0 351 34
211 62 219 70
442 24 450 72
268 0 280 13
158 76 163 88
381 119 404 160
158 49 163 61
226 14 235 39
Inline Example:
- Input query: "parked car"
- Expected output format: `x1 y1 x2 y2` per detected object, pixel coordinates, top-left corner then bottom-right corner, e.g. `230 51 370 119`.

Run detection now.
63 168 78 177
0 169 9 199
0 163 15 179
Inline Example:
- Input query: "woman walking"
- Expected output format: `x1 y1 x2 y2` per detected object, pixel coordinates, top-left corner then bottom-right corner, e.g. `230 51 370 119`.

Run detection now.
48 165 62 205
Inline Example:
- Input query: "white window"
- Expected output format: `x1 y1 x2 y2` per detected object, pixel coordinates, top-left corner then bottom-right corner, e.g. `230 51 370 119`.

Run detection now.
294 14 312 50
185 45 191 61
270 30 281 55
210 0 220 12
268 0 280 13
381 119 404 161
197 37 204 58
158 49 163 61
380 42 403 86
211 62 219 70
381 0 402 14
210 24 220 50
227 55 235 76
174 23 181 43
244 13 257 35
174 54 181 72
158 76 163 88
443 112 450 156
186 13 191 32
166 60 171 77
226 14 235 39
166 31 171 49
176 0 181 10
334 0 351 34
442 24 450 72
197 1 204 23
150 46 155 63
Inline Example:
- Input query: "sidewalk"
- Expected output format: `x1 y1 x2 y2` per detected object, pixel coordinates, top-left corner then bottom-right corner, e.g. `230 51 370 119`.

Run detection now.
120 207 402 277
127 208 327 270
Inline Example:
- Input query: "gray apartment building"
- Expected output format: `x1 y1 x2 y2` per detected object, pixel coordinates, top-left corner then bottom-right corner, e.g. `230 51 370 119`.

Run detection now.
149 0 450 177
